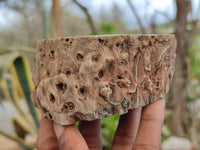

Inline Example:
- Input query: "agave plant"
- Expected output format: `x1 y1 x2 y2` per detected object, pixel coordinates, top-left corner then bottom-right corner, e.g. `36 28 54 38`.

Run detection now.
0 49 40 150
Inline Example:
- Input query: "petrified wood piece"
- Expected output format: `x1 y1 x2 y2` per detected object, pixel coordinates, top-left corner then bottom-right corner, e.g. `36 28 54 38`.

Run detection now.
31 35 176 125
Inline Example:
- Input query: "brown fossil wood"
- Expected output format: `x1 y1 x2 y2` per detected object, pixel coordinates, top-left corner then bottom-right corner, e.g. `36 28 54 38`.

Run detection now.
31 35 176 125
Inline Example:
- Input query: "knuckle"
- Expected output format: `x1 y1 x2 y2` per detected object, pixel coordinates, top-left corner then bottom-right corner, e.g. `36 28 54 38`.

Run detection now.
141 115 164 125
114 133 134 145
82 132 99 138
37 138 58 150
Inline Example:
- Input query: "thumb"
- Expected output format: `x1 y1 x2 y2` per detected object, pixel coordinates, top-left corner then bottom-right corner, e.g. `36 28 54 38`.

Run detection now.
53 123 89 150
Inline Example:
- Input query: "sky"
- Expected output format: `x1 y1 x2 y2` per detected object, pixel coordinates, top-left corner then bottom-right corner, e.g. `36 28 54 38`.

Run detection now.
0 0 199 29
67 0 176 28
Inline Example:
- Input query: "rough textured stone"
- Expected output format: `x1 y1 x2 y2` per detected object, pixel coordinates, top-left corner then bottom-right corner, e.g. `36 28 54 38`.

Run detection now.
31 34 176 125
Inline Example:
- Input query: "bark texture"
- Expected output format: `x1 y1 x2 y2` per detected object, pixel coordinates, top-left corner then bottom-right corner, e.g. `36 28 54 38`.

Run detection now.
167 0 199 137
31 35 176 125
52 0 62 37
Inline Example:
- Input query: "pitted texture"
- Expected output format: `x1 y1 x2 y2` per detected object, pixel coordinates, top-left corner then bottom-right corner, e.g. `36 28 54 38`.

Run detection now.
31 35 176 125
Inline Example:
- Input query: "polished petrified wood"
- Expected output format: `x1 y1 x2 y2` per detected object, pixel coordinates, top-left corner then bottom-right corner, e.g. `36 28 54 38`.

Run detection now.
31 35 176 125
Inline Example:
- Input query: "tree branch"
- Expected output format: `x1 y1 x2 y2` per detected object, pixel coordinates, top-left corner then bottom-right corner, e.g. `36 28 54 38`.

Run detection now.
150 13 156 34
52 0 62 37
72 0 98 34
126 0 146 33
167 0 199 137
154 9 174 23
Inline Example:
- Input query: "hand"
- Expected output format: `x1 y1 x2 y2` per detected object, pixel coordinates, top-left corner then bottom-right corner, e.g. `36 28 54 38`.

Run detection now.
37 99 165 150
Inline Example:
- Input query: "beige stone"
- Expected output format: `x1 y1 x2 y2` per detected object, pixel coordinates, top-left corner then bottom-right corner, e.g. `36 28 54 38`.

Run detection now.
31 34 176 125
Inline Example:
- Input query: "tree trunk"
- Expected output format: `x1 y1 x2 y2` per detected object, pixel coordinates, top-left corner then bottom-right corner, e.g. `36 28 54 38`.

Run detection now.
167 0 198 136
52 0 62 37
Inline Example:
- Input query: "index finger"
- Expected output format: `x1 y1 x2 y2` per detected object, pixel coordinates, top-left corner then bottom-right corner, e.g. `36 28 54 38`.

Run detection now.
54 123 89 150
133 99 165 150
37 118 59 150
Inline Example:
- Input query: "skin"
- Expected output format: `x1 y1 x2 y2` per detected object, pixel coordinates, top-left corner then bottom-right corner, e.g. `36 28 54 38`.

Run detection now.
37 99 165 150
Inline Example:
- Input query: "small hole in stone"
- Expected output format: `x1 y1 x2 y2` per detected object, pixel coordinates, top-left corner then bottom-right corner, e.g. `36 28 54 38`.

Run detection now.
120 59 128 65
66 70 71 75
116 43 120 47
118 75 122 79
64 84 67 90
56 83 63 90
50 50 54 54
43 107 48 113
50 94 55 103
68 102 75 110
47 71 50 76
49 114 53 119
40 62 44 67
75 85 78 88
98 70 104 78
56 83 67 91
80 88 84 94
98 38 104 43
138 35 144 41
62 102 75 112
94 77 99 81
65 38 69 42
63 104 68 110
76 53 83 60
169 74 171 78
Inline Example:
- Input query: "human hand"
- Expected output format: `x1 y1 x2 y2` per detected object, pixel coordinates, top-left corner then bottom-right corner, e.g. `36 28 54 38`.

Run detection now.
37 99 165 150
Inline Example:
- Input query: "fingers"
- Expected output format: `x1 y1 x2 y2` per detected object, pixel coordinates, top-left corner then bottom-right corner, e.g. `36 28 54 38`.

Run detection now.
78 120 102 150
54 123 89 150
37 118 58 150
112 107 142 150
133 99 165 150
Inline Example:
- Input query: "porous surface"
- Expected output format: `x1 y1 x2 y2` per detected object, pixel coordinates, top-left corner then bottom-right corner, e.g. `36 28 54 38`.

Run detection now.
31 34 176 125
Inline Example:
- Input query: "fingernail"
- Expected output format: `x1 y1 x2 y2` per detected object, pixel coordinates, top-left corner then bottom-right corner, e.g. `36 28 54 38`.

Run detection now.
53 123 64 138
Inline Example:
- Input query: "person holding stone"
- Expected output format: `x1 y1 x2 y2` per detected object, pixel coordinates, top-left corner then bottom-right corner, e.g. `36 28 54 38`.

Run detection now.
37 99 165 150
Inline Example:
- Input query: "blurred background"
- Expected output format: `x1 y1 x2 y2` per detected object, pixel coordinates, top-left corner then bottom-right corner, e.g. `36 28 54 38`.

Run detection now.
0 0 199 149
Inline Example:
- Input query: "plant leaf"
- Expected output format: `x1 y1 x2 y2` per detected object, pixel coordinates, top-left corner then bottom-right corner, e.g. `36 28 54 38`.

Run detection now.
0 129 35 150
11 55 40 129
0 52 40 129
3 74 37 133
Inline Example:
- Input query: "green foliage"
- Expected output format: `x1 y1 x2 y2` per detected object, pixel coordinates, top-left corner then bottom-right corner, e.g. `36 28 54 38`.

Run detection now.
189 35 200 79
156 22 174 30
101 115 119 149
161 125 171 142
186 35 200 103
100 22 117 34
14 57 39 128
